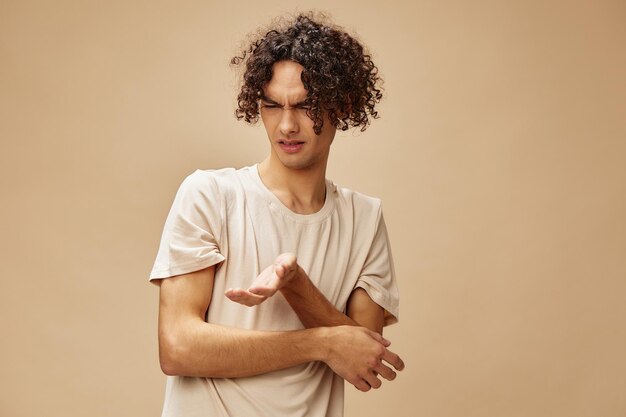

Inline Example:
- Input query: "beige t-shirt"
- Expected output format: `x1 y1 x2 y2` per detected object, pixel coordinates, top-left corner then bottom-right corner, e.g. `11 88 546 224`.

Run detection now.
149 165 399 417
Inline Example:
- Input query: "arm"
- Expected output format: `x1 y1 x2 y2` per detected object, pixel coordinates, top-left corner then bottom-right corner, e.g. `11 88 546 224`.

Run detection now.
279 266 399 388
157 264 402 390
281 268 385 333
225 253 386 333
223 254 402 389
158 265 322 378
346 287 385 334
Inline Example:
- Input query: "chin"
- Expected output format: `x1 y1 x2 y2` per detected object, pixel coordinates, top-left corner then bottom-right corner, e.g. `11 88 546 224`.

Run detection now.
281 161 311 171
278 156 316 171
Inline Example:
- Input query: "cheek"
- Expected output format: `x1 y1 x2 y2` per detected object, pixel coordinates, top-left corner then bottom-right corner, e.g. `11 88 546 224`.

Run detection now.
260 112 275 132
297 113 315 130
320 121 337 145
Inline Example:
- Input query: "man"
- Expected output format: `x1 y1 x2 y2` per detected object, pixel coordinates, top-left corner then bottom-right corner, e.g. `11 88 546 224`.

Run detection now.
149 12 404 417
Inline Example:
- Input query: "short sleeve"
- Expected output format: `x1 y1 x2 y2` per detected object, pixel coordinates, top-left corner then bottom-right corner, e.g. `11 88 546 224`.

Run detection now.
149 171 226 283
354 209 399 326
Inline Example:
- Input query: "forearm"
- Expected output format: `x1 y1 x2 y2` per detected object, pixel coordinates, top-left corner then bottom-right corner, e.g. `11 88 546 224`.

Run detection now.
160 317 327 378
157 264 392 384
280 266 357 329
230 256 384 332
162 317 403 392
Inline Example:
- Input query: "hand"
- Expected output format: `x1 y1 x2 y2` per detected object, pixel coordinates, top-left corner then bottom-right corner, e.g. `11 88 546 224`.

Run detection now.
225 253 300 307
323 326 405 392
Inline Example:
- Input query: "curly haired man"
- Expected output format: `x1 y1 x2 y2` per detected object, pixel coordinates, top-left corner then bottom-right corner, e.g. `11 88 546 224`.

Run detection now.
149 12 404 417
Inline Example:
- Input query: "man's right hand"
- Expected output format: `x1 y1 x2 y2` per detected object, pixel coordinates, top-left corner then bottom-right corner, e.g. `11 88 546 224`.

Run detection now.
321 325 405 392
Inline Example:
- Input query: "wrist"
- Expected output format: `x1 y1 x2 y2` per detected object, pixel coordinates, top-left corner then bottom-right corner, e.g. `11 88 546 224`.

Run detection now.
309 326 333 363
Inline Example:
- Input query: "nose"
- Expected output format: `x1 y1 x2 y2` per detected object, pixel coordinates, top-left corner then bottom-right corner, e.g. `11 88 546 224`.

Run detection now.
279 108 299 136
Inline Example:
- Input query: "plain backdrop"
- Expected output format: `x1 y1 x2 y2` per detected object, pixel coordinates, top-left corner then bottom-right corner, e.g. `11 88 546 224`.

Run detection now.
1 1 625 416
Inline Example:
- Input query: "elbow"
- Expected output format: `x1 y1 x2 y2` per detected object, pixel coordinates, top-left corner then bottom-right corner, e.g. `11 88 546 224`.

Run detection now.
158 330 188 376
159 353 178 376
160 361 177 377
158 319 225 377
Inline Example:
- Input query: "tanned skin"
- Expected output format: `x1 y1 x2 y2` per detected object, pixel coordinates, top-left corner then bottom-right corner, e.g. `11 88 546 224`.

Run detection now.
158 61 404 392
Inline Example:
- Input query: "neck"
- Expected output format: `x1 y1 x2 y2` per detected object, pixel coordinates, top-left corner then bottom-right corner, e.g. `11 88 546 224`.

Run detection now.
257 155 328 215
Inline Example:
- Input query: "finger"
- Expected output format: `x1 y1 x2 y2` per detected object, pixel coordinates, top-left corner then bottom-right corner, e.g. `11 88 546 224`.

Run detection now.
362 372 382 389
352 378 371 392
224 288 244 299
238 293 267 306
381 349 405 371
276 254 298 278
225 289 267 306
277 252 297 265
367 329 391 347
239 290 267 304
225 288 250 298
374 363 397 381
248 285 277 297
225 290 245 303
274 263 286 279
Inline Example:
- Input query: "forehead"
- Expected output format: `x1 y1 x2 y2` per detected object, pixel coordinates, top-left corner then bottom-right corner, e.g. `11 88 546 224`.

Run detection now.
263 60 307 100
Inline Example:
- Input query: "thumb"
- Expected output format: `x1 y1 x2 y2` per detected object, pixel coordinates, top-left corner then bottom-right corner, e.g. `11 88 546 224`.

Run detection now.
274 263 286 278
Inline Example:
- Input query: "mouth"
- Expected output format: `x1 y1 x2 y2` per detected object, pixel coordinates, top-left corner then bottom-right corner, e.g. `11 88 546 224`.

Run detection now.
277 140 305 154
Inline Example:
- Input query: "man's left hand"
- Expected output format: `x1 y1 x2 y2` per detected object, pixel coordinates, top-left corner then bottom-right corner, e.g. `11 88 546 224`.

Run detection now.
225 253 300 307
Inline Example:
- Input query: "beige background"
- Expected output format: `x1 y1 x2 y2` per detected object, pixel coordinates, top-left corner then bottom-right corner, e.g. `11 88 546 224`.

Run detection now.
1 0 625 416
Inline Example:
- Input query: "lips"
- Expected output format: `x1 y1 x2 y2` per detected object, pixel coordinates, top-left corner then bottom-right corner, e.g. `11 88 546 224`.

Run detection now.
278 140 305 154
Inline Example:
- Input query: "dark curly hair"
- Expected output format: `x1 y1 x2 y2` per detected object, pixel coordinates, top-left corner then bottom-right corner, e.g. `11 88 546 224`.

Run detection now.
231 12 383 134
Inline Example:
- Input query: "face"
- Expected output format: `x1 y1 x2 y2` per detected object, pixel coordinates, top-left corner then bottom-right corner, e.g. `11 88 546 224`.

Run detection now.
260 60 336 171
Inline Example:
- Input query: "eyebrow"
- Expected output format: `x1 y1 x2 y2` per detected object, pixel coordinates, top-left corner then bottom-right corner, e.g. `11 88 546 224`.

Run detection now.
260 94 309 107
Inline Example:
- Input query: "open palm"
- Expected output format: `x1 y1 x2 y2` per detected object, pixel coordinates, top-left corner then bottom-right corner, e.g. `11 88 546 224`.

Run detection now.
225 253 299 307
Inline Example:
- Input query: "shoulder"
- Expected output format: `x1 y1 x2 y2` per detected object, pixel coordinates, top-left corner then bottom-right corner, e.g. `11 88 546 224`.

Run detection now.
182 167 236 186
179 167 243 196
331 181 383 222
179 166 258 212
